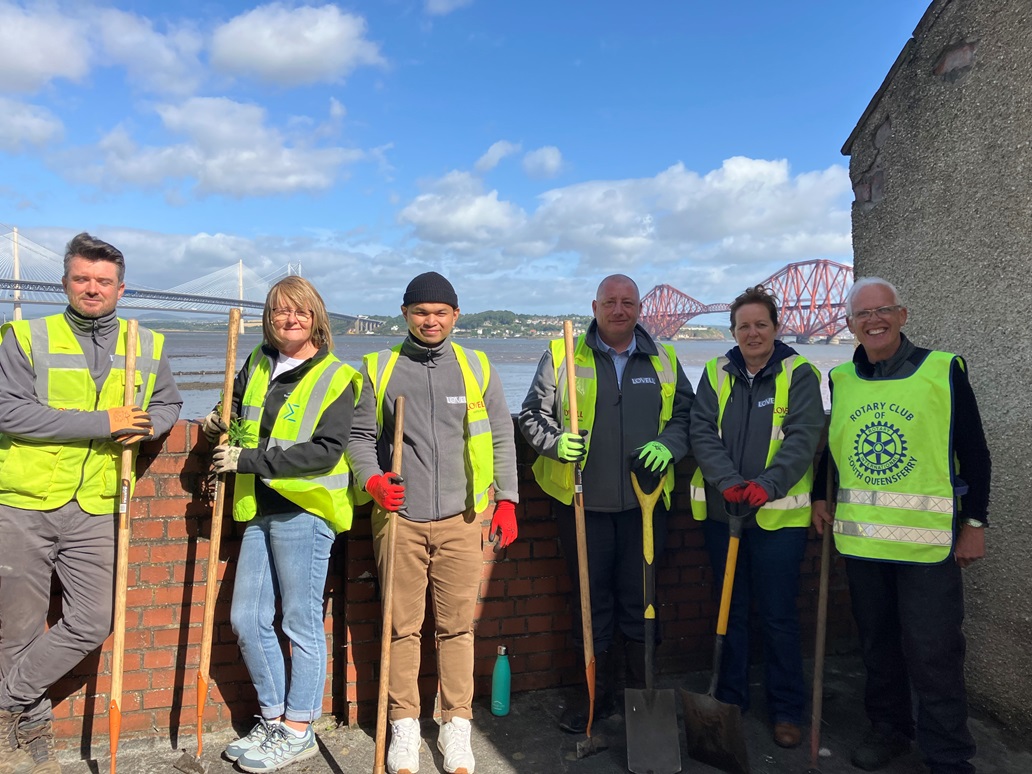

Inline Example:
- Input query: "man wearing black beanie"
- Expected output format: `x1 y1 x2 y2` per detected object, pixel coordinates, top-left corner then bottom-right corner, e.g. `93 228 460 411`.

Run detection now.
348 271 519 774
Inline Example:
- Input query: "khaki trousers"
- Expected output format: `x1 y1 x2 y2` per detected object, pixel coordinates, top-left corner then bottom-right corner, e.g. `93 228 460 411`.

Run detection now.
372 510 482 722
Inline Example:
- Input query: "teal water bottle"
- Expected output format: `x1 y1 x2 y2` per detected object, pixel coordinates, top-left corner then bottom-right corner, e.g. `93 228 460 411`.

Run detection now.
491 645 511 716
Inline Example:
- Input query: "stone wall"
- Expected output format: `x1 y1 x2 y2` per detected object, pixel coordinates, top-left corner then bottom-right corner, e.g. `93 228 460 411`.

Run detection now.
43 419 854 756
843 0 1032 733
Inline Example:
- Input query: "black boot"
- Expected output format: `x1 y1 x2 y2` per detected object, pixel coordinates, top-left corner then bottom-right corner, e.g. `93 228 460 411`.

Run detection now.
559 650 611 734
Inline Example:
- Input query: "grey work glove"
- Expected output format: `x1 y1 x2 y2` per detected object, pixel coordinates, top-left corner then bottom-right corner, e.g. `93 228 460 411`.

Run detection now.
212 445 242 475
201 410 229 444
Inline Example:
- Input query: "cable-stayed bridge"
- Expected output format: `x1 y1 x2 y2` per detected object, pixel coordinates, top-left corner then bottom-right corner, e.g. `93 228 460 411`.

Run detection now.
0 227 381 331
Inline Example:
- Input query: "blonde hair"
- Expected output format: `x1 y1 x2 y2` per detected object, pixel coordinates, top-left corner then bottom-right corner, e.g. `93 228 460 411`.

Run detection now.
262 276 333 352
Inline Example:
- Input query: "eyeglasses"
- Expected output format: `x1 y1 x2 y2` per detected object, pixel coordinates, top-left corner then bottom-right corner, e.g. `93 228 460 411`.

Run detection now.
850 305 901 321
272 308 313 322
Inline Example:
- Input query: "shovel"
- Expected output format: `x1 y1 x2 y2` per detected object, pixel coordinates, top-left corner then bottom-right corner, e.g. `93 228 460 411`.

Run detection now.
625 470 681 774
679 505 750 774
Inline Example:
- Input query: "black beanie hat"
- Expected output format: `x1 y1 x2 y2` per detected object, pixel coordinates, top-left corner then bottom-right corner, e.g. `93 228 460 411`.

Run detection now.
403 271 458 308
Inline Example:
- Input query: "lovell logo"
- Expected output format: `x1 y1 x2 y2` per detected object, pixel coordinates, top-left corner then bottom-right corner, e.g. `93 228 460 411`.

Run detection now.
631 377 656 385
757 397 774 408
446 396 467 404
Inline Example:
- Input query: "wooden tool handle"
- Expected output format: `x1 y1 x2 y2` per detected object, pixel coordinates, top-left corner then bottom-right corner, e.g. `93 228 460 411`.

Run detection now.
373 397 405 774
196 307 241 755
110 318 139 774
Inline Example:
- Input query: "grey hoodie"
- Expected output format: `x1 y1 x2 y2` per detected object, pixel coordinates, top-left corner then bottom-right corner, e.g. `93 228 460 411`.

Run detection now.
0 307 182 442
347 335 518 522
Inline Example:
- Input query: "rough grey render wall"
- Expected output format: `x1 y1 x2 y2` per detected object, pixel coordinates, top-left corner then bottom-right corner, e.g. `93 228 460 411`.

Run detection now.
845 0 1032 732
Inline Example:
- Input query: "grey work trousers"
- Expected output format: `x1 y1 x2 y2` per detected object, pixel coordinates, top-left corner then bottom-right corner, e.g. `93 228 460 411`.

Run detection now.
0 501 116 724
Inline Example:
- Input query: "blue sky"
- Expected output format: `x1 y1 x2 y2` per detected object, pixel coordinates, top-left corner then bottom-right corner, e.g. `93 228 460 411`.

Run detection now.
0 0 928 317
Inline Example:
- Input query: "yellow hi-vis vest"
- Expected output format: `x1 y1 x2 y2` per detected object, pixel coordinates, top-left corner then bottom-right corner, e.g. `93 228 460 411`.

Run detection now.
531 335 679 509
829 350 959 564
0 315 162 515
233 345 362 533
364 342 495 513
689 355 818 529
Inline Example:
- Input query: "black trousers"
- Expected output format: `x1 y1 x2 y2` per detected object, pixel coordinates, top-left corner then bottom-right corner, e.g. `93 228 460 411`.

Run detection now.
846 557 975 774
554 501 668 650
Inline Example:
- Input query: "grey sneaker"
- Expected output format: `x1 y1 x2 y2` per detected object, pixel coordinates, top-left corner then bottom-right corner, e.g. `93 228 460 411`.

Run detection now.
236 723 318 773
224 718 277 762
438 717 474 774
15 720 59 774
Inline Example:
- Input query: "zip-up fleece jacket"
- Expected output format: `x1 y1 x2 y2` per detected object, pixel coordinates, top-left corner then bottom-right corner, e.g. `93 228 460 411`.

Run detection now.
347 335 518 523
689 339 824 528
0 306 182 444
227 343 356 519
519 321 694 513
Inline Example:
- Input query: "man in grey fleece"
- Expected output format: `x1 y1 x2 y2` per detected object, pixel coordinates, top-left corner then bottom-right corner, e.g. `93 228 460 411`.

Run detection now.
0 232 182 773
348 271 518 774
519 274 694 734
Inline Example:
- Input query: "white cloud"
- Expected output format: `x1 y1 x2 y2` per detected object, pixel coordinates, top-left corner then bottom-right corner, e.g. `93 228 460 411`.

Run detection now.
210 4 385 86
522 146 563 179
0 3 90 92
96 8 204 96
425 0 475 15
396 157 852 306
398 171 527 249
0 98 64 151
72 97 365 197
474 140 521 173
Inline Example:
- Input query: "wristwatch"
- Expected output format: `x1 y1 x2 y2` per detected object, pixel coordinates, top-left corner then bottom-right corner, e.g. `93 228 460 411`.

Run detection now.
962 518 985 529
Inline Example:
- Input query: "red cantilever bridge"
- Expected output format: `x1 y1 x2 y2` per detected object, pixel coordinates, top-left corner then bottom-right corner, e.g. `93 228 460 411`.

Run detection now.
640 259 854 340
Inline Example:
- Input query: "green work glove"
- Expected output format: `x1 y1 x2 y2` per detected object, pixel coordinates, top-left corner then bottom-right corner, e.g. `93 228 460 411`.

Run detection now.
635 441 672 473
556 430 588 463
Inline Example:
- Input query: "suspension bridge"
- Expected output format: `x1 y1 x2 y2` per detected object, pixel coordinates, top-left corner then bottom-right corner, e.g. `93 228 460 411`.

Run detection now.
0 227 382 331
641 259 854 341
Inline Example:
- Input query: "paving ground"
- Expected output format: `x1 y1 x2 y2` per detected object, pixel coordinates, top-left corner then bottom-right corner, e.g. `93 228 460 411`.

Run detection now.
61 655 1031 774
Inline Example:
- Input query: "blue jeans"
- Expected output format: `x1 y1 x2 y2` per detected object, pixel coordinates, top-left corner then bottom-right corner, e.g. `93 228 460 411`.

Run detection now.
230 511 335 723
703 520 807 724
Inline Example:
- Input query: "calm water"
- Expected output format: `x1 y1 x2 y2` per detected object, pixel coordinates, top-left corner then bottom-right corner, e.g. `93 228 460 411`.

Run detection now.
163 330 853 421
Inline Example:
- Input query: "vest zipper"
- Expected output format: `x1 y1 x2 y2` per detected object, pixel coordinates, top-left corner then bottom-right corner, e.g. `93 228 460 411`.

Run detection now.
427 362 440 521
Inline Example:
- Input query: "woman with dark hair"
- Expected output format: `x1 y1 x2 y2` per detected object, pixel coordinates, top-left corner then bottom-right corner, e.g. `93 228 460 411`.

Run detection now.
202 276 361 772
688 284 825 748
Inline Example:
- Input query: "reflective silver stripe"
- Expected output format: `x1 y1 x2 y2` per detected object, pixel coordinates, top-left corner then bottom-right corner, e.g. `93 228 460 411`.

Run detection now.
771 425 786 442
293 362 347 442
241 406 263 422
689 484 707 502
267 437 295 450
838 488 954 514
764 492 811 510
261 472 351 490
656 347 677 384
468 418 491 438
834 518 953 546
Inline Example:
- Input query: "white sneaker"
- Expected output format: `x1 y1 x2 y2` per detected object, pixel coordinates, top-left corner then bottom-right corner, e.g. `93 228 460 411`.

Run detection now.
387 717 421 774
438 717 475 774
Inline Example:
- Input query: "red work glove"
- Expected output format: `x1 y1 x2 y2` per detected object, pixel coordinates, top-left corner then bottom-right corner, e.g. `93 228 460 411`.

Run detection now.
366 473 405 512
490 501 518 548
742 481 770 508
722 484 746 503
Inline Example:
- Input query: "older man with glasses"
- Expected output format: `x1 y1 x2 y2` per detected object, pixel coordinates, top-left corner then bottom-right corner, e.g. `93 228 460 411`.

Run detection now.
812 277 990 774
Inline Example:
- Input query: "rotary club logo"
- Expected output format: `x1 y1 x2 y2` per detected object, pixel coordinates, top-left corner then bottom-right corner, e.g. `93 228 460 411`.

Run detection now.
853 421 909 477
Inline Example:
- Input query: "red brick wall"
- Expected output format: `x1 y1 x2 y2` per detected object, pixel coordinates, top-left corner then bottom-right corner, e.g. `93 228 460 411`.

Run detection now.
45 419 855 752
